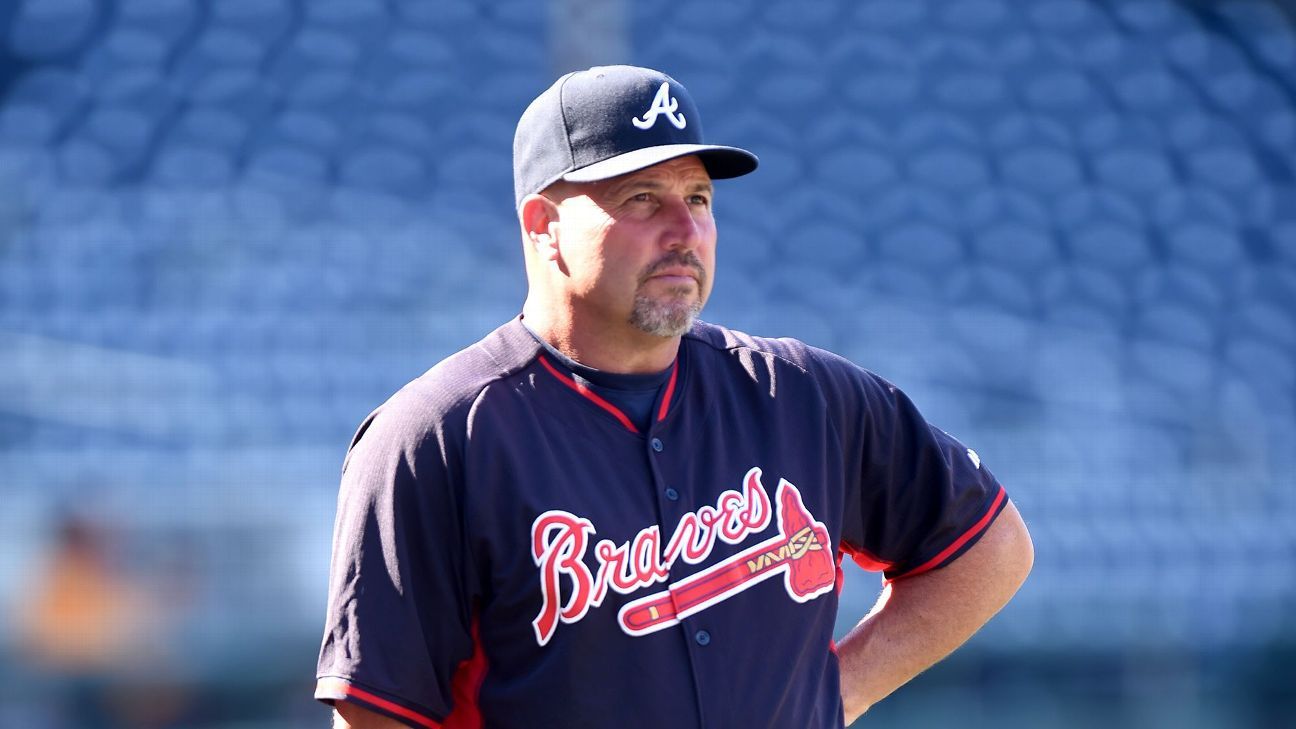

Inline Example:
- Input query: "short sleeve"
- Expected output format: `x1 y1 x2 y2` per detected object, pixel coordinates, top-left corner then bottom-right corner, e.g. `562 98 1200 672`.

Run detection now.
315 400 478 727
809 351 1007 581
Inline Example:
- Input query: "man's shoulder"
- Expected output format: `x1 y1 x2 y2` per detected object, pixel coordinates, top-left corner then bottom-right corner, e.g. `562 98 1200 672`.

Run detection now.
359 318 540 438
685 319 860 376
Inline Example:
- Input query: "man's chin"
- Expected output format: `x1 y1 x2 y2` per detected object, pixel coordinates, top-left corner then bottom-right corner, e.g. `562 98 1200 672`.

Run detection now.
630 295 704 338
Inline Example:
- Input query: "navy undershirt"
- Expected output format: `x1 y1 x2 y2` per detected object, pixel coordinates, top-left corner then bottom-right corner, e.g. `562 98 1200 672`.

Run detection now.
522 321 674 432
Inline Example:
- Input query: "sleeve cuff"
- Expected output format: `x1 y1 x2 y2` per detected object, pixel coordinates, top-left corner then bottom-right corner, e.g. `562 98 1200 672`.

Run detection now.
316 677 444 729
885 484 1009 582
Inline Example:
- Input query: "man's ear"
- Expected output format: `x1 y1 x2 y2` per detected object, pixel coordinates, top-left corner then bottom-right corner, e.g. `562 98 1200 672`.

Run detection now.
520 193 561 262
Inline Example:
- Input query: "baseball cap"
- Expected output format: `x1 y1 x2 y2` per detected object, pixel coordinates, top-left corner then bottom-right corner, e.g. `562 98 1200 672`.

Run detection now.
513 65 759 207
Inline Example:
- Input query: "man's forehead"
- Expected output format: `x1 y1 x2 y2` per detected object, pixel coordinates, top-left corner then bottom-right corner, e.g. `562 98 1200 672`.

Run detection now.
608 156 713 189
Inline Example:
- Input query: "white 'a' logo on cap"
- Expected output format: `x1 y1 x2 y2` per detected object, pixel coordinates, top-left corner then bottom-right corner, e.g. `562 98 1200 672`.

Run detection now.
632 82 687 130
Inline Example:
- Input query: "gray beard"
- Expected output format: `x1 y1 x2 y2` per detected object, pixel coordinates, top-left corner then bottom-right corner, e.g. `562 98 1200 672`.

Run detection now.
629 288 703 337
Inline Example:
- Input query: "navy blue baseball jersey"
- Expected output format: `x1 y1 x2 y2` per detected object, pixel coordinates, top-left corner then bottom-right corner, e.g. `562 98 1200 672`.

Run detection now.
316 316 1007 729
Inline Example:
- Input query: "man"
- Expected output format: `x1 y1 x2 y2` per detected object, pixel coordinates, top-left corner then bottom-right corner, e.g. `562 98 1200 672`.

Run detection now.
316 65 1033 729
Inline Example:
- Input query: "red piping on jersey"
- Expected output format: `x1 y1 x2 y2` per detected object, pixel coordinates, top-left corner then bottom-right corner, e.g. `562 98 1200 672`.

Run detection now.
537 355 641 434
889 485 1008 582
444 615 488 729
320 679 443 728
839 543 894 573
656 358 680 422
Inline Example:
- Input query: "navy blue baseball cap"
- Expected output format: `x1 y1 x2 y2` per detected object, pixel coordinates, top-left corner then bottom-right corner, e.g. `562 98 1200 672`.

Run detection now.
513 65 759 207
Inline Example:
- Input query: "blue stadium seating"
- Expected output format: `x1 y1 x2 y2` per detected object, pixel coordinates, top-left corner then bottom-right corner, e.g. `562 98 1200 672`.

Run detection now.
970 222 1059 275
7 0 98 61
3 0 1296 670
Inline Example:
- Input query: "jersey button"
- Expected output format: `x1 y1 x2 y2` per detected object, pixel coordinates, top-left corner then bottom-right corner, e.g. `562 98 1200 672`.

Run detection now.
651 438 664 452
694 630 711 646
665 487 679 501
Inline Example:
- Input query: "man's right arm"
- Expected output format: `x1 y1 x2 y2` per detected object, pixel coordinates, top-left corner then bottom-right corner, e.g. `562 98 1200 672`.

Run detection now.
333 702 413 729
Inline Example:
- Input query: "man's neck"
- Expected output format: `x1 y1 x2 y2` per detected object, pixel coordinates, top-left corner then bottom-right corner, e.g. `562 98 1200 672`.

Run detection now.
521 304 681 374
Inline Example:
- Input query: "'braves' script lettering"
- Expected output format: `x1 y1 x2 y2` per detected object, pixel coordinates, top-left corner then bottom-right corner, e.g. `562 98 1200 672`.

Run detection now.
530 467 833 646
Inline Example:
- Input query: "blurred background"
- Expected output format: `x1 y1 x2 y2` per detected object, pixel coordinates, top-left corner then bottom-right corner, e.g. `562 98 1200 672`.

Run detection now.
1 0 1294 727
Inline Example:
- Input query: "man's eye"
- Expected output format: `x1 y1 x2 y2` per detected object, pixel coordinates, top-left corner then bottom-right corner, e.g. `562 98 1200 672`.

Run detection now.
690 194 710 206
630 192 652 202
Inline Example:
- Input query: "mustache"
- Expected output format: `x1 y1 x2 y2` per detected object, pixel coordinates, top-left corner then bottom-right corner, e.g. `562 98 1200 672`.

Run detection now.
639 252 707 285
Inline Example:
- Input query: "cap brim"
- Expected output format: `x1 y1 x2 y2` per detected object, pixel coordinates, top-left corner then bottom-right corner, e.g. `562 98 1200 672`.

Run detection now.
562 143 758 184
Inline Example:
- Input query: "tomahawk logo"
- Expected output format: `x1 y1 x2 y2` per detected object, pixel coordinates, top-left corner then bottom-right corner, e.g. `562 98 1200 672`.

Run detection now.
530 468 835 645
631 81 687 130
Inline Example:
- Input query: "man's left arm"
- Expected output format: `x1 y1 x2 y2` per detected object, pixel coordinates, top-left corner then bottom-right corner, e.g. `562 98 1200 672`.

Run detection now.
836 499 1034 724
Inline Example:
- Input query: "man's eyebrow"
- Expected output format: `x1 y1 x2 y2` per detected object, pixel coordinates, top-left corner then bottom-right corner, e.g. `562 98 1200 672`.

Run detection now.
607 177 714 197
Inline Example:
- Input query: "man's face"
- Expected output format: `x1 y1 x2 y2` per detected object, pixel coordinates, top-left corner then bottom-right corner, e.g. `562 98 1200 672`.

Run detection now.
546 155 716 338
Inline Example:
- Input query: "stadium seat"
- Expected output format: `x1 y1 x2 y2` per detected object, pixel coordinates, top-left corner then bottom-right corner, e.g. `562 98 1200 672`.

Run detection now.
944 263 1037 317
1022 69 1103 112
645 0 754 36
79 27 172 88
1093 149 1175 198
1030 329 1123 412
167 106 250 152
1135 263 1228 313
268 28 364 92
777 221 869 271
74 105 156 179
86 64 174 121
0 103 60 146
171 27 270 88
8 0 99 60
1255 29 1296 75
1028 0 1107 34
301 0 390 41
876 220 963 269
1261 108 1296 157
1066 221 1154 275
1234 265 1296 312
987 111 1075 154
208 0 293 43
253 109 343 158
56 139 117 185
931 71 1010 109
4 68 88 140
337 144 428 198
906 145 991 192
895 111 981 149
1133 302 1217 350
1213 0 1285 39
865 187 960 234
962 187 1051 229
1228 301 1296 353
970 222 1058 274
1115 68 1197 115
1224 335 1295 405
1166 26 1250 78
753 72 831 121
117 0 200 36
825 33 913 71
758 0 839 31
1272 222 1296 265
1113 0 1186 32
842 69 922 113
851 1 929 32
1000 145 1084 196
1153 185 1241 230
363 28 456 87
1165 222 1246 271
810 147 899 199
1187 147 1263 194
1039 263 1130 320
939 0 1009 31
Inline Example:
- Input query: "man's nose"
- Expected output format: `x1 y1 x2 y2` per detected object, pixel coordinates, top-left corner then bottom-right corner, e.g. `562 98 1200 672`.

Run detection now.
660 196 703 251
